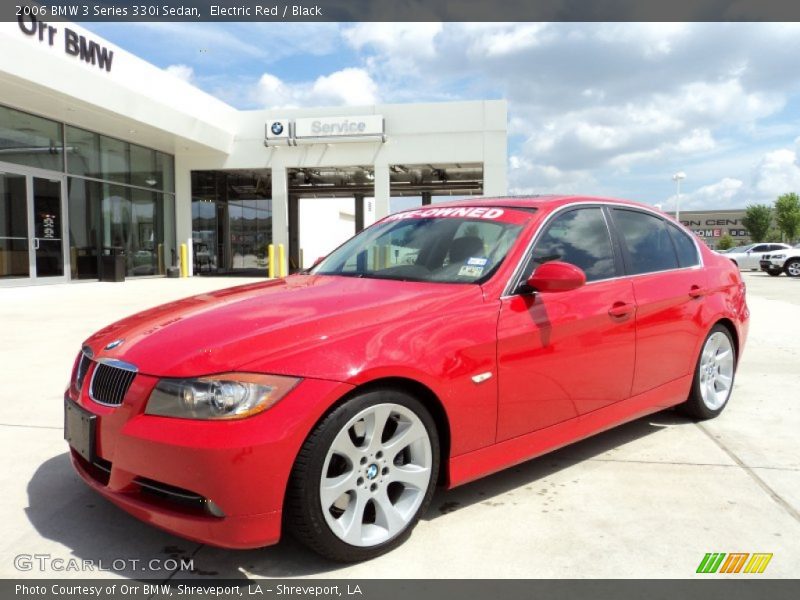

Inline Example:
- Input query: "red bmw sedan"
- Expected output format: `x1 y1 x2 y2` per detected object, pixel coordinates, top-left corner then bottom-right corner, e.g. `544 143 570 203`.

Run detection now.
65 196 748 561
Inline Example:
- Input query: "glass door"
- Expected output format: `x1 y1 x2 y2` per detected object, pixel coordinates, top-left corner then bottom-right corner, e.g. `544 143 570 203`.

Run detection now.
0 172 29 280
0 165 68 285
32 177 65 278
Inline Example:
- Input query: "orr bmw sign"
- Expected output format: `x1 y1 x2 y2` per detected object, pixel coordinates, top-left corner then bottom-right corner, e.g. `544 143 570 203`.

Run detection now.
265 115 385 146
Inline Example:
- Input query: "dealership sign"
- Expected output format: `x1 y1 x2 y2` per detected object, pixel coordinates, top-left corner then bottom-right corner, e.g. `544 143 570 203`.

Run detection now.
17 14 114 72
265 115 385 146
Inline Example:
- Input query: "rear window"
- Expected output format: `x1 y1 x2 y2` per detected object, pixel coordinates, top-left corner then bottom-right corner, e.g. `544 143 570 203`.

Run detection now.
666 223 700 267
612 209 679 275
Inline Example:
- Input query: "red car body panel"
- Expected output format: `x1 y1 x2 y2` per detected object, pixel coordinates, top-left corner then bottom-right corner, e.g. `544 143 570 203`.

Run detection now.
66 195 749 548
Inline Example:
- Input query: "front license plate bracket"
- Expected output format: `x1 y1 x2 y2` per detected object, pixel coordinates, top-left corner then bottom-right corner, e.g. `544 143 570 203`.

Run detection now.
64 398 96 463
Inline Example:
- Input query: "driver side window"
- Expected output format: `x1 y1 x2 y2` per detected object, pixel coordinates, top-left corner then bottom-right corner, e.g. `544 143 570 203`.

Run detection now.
522 207 616 283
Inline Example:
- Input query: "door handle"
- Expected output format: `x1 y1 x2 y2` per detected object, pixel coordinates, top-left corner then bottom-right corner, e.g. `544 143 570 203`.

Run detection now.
33 238 40 250
688 285 707 299
608 302 635 318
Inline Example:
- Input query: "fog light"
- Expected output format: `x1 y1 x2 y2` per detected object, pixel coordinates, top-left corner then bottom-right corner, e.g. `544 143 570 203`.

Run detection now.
205 499 225 518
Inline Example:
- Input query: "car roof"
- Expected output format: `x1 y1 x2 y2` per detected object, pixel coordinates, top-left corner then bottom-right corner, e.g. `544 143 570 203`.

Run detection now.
405 194 661 213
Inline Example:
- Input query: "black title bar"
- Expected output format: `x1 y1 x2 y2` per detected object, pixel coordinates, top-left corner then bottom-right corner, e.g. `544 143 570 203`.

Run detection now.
5 0 800 22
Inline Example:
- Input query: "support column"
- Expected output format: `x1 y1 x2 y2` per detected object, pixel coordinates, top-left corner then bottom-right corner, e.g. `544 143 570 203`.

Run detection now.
271 166 289 276
174 155 193 276
373 164 390 219
354 193 365 233
421 191 432 206
482 131 508 196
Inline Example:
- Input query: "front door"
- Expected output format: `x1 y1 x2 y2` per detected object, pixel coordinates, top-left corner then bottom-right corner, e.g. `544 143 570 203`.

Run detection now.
496 206 637 441
0 165 68 285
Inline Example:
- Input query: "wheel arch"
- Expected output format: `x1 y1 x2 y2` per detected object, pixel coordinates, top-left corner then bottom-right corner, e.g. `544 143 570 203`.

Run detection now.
714 317 740 365
287 376 452 492
342 377 452 485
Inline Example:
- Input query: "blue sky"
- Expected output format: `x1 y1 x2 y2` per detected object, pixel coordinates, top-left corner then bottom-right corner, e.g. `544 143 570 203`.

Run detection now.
85 22 800 211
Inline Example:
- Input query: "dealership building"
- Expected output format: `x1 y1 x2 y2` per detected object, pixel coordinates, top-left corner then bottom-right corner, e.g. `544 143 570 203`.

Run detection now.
0 18 507 286
668 210 751 248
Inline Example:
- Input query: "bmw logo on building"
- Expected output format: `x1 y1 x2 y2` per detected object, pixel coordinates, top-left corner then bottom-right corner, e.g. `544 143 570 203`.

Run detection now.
271 121 284 136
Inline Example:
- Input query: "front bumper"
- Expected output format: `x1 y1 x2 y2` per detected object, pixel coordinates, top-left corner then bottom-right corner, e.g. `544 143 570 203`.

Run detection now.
760 259 783 271
65 367 353 549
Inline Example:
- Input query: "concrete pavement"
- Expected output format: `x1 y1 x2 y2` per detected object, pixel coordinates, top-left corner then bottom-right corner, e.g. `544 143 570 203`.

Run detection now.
0 272 798 579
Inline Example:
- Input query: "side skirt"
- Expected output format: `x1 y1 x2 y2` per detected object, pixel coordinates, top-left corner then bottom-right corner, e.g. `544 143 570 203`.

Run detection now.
447 374 692 488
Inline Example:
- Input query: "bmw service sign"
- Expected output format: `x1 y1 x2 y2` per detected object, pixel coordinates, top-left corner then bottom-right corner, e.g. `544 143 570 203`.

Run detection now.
265 119 291 141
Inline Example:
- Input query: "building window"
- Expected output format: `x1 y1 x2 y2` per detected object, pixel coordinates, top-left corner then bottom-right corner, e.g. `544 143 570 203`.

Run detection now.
65 125 175 193
191 170 272 274
0 105 64 172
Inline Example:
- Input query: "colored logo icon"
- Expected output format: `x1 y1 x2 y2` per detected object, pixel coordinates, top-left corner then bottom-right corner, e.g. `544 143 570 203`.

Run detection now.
696 552 773 574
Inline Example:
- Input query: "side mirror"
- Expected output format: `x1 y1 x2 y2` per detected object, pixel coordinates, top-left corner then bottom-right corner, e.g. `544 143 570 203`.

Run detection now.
312 256 325 267
525 261 586 293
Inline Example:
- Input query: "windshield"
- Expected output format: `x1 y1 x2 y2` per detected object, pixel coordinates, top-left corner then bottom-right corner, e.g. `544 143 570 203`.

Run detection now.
311 207 533 283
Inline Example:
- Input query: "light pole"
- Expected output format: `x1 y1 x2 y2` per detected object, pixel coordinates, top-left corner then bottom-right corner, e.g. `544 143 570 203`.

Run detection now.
672 171 686 222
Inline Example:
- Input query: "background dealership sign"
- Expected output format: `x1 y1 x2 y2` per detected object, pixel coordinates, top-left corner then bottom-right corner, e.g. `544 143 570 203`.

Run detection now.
266 115 385 145
16 13 114 72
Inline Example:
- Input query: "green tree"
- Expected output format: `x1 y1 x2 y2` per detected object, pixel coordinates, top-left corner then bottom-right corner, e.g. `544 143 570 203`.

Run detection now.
742 204 772 242
716 234 734 250
774 193 800 242
766 229 784 243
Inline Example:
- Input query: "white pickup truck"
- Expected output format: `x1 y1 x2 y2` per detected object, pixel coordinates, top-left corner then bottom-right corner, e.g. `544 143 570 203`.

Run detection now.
759 244 800 277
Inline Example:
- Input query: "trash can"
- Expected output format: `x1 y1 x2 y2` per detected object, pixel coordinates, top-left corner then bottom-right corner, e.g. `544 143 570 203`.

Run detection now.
99 248 126 282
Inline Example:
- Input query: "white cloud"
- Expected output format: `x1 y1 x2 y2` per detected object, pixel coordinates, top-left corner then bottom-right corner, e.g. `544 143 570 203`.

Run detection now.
340 22 800 198
311 68 378 106
254 68 378 109
508 155 596 195
467 23 550 57
669 146 800 210
343 23 442 58
165 64 194 84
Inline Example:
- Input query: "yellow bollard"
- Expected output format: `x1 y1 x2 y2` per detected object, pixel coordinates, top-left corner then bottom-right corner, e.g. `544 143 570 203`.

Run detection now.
278 243 287 277
268 244 275 278
180 243 188 278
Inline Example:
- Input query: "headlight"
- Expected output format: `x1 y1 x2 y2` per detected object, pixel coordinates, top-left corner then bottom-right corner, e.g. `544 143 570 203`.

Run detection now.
145 373 300 420
773 254 786 259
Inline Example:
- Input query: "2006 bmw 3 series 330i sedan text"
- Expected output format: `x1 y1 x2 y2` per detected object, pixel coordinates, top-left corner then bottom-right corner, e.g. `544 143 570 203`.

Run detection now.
64 196 749 561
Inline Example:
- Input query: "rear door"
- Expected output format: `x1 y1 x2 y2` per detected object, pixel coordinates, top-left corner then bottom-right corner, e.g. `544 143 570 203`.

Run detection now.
609 208 708 398
496 206 637 441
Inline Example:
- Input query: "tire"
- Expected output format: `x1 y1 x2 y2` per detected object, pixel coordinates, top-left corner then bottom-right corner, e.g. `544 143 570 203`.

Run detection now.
285 389 440 562
767 268 782 277
680 324 737 420
785 258 800 278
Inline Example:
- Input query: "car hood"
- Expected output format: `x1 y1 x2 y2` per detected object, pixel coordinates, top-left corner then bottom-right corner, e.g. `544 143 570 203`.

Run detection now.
83 275 482 378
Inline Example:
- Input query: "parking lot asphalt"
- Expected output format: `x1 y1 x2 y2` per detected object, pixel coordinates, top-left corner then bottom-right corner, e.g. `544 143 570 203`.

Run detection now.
0 271 798 579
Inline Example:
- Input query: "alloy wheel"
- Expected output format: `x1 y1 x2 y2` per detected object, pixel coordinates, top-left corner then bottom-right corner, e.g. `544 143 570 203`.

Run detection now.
319 403 432 547
698 332 735 410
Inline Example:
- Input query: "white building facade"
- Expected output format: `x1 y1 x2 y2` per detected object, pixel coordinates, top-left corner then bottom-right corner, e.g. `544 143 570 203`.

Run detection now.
0 18 507 285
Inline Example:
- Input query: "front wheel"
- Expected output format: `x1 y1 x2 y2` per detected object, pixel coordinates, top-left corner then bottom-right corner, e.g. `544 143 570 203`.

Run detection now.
680 324 736 420
785 259 800 278
285 390 439 562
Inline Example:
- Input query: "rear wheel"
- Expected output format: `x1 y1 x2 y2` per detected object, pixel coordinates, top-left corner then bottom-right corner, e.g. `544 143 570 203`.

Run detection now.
285 389 439 562
785 259 800 278
680 324 736 420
